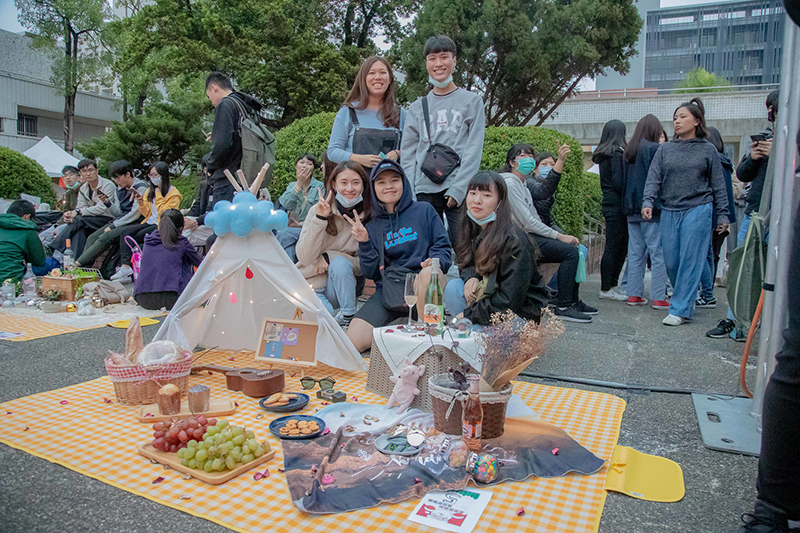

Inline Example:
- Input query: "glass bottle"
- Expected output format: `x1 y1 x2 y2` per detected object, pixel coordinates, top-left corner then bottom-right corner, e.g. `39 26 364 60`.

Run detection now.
63 238 75 270
423 257 444 332
462 374 483 451
22 263 37 300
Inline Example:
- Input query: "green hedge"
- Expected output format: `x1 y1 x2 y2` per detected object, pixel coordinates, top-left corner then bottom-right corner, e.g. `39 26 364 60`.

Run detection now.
171 173 200 210
581 172 603 222
270 112 336 200
271 113 590 236
0 147 56 205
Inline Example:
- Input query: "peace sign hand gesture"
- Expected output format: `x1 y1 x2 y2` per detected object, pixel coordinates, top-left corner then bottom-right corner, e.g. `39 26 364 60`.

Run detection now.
317 190 334 218
343 212 369 243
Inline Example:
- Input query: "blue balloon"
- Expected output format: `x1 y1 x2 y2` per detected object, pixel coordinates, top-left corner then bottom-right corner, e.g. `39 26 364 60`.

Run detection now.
233 191 258 206
207 197 287 237
230 203 256 237
270 209 289 232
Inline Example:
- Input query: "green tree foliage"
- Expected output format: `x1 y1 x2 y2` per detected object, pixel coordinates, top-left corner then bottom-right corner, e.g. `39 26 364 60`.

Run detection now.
76 79 210 178
481 126 586 236
271 113 336 199
0 147 56 205
581 172 603 222
393 0 641 126
330 0 421 49
675 67 732 93
15 0 111 154
273 113 591 236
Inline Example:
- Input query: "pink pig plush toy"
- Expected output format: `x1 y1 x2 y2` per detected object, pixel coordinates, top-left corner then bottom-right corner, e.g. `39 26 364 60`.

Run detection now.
386 359 426 413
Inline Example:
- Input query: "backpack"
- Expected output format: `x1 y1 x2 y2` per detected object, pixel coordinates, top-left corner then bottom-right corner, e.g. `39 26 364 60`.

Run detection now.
229 95 275 187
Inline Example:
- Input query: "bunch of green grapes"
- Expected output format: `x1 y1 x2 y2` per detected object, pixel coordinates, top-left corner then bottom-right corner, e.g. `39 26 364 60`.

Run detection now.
177 420 270 473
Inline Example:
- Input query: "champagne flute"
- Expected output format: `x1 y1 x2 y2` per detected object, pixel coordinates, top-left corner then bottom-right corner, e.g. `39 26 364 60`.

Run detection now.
404 272 418 327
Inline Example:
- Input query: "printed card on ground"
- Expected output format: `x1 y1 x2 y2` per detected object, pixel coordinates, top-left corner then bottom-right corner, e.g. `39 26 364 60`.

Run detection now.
408 489 493 533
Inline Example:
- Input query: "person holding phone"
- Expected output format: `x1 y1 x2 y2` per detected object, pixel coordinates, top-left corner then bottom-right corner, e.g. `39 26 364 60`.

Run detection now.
295 161 371 327
276 154 325 261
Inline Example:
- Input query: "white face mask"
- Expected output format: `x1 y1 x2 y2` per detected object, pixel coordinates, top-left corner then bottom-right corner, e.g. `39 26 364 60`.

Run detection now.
428 75 453 89
336 191 362 209
151 176 162 187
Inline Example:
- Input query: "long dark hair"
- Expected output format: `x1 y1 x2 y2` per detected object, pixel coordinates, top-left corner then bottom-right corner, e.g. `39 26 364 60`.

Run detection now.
624 114 665 164
674 97 709 139
148 161 170 198
324 161 371 237
593 120 627 162
158 209 184 250
500 144 535 173
342 56 400 128
455 171 516 276
706 127 724 154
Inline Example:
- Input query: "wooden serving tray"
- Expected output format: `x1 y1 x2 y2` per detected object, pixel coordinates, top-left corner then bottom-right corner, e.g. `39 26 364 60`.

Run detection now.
138 442 275 485
137 398 236 423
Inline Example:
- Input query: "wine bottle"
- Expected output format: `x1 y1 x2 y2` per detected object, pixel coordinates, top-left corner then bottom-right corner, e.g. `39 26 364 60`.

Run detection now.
423 258 444 330
22 263 37 299
462 375 483 451
63 239 75 270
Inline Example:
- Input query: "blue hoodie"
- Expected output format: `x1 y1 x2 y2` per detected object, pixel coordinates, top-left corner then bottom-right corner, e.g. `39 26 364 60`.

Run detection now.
359 160 452 284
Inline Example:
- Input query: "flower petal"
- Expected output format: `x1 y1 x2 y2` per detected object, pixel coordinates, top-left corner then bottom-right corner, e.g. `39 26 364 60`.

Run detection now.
103 398 113 404
551 447 560 455
60 400 69 405
152 476 165 484
516 506 525 516
322 428 330 435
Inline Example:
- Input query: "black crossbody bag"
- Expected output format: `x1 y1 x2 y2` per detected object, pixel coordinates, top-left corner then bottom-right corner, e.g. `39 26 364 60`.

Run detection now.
419 96 461 185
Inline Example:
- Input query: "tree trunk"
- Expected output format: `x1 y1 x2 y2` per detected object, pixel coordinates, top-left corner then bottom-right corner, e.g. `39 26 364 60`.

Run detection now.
62 20 74 154
64 93 76 154
344 1 356 47
136 91 146 115
356 2 377 49
534 75 584 127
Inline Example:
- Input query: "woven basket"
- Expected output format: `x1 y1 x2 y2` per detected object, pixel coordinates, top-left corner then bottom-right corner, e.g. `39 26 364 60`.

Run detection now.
429 374 512 439
104 350 193 405
366 340 465 413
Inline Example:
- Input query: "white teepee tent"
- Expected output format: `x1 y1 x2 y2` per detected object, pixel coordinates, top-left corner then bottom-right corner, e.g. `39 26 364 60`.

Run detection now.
152 231 366 372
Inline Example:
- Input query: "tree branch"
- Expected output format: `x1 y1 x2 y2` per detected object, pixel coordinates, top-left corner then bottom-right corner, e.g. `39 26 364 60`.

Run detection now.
534 75 584 126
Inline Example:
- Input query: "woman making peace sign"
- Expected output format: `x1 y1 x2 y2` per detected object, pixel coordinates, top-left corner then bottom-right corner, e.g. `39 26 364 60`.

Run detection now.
344 159 452 352
295 161 371 327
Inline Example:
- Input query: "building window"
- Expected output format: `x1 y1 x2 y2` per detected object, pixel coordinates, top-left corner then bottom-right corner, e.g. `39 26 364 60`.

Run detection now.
0 118 3 132
17 114 38 137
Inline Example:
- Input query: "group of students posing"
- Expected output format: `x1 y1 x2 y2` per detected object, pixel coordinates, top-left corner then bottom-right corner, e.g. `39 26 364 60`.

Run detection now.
591 90 778 334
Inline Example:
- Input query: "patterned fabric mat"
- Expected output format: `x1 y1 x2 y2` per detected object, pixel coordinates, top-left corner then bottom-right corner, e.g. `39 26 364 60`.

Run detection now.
0 306 163 341
0 349 626 532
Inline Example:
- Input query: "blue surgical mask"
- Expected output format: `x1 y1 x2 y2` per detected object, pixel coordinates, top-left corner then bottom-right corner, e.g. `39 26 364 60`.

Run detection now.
428 75 453 89
65 180 80 190
336 191 362 209
150 176 162 187
538 166 553 179
515 157 536 176
467 210 497 226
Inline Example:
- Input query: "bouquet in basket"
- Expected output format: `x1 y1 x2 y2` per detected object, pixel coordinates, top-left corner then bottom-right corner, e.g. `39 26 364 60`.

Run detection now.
476 309 564 391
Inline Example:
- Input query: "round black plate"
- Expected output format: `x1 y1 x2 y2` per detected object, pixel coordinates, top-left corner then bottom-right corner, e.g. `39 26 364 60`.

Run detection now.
269 415 326 440
259 392 310 413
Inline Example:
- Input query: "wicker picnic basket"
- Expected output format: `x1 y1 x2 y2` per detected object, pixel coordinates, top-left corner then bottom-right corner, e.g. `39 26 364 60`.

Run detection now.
104 349 193 405
429 373 513 439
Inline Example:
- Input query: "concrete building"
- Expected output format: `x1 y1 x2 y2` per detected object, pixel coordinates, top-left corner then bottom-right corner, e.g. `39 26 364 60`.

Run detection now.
596 0 785 91
0 29 121 154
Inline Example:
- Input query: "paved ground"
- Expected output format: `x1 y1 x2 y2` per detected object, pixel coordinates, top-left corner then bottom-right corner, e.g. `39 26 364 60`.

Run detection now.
0 273 757 532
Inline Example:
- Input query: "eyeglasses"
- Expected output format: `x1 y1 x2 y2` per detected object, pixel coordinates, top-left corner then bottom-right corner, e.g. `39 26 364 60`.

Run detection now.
299 376 336 390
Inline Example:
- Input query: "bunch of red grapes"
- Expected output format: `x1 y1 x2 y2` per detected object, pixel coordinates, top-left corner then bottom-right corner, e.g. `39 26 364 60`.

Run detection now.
151 415 217 453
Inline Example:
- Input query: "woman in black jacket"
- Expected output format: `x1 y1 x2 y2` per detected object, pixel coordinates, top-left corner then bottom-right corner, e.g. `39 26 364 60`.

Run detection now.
622 114 669 309
592 120 628 301
444 171 548 325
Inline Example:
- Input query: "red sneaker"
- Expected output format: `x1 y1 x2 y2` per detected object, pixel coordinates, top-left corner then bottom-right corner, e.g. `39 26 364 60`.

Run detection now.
627 297 648 306
652 300 670 310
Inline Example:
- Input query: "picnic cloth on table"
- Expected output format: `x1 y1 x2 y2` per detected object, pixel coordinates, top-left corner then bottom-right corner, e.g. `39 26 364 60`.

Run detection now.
0 304 164 341
0 348 626 532
372 325 482 376
284 402 605 514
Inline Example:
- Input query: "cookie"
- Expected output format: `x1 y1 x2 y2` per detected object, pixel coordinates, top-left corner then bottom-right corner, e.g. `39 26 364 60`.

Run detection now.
300 428 313 435
272 400 290 407
279 427 290 434
264 393 283 405
308 423 319 431
297 421 308 428
286 420 298 427
289 429 301 436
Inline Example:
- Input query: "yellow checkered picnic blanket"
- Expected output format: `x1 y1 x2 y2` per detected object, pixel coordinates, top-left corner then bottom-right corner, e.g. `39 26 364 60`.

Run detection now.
0 310 162 341
0 349 625 532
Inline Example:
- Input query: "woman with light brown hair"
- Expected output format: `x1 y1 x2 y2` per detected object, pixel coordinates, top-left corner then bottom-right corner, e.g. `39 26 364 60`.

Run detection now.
327 56 406 169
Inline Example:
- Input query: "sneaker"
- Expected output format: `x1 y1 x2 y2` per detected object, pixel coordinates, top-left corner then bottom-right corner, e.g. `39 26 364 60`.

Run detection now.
731 327 748 343
739 499 794 532
652 300 670 310
707 319 736 338
110 265 134 281
576 300 599 315
627 296 648 306
554 304 593 323
335 311 354 328
662 314 685 326
696 296 718 309
599 288 627 301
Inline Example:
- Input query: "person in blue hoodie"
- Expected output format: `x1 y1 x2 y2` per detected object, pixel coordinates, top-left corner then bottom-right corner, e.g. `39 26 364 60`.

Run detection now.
344 159 452 352
697 127 736 309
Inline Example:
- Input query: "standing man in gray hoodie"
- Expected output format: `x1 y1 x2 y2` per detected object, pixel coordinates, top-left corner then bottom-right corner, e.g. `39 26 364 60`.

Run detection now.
401 35 486 247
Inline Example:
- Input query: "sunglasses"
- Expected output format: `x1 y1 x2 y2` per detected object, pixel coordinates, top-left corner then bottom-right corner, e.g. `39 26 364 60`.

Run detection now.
300 376 336 391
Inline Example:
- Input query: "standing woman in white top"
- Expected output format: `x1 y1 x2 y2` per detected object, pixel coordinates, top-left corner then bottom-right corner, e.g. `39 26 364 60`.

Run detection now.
327 56 406 169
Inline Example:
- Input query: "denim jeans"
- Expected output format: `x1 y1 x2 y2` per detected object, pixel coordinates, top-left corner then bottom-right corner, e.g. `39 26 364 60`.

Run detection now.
660 203 712 319
626 220 668 301
276 227 303 262
315 256 358 317
444 278 468 317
